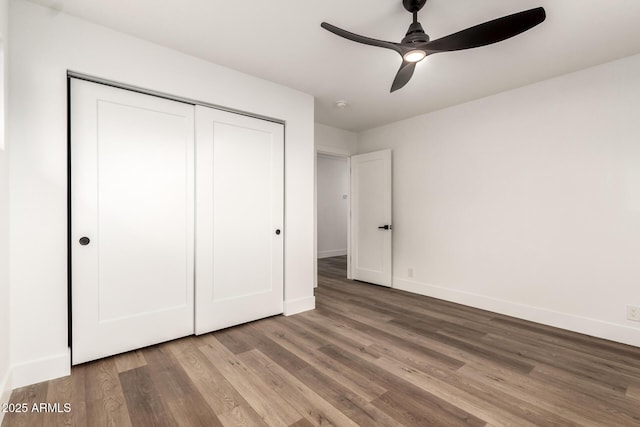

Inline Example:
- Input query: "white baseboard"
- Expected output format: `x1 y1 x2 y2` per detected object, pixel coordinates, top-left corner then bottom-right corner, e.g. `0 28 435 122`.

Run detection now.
393 278 640 348
284 296 316 316
317 249 347 259
11 350 71 389
0 368 12 425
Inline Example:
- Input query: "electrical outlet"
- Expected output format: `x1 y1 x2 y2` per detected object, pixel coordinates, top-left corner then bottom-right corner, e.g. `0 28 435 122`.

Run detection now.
627 305 640 322
408 267 414 278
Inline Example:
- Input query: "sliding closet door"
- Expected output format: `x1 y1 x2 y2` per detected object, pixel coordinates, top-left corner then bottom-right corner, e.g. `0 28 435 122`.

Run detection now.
195 105 284 334
71 79 195 364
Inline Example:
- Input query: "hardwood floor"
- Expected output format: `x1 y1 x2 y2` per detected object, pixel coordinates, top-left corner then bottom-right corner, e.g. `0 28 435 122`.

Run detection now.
4 255 640 426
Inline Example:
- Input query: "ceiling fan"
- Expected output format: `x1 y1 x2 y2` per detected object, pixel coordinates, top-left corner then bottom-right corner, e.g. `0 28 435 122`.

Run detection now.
321 0 546 92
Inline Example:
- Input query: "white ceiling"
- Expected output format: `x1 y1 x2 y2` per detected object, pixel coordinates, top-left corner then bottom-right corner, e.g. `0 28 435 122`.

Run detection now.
24 0 640 131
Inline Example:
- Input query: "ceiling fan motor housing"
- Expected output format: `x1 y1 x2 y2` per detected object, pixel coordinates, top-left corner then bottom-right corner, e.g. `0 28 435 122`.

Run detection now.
402 22 430 44
403 0 428 13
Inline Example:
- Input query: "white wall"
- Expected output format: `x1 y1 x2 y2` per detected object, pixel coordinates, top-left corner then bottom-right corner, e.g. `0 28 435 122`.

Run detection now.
0 0 11 416
317 155 348 258
358 53 640 347
315 123 357 155
8 0 315 388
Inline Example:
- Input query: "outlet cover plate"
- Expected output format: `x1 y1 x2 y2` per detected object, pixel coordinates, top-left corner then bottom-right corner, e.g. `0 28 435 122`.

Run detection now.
627 305 640 322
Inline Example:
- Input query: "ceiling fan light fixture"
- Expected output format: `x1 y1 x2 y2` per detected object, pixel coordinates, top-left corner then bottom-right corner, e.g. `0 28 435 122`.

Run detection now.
321 4 546 92
403 49 426 63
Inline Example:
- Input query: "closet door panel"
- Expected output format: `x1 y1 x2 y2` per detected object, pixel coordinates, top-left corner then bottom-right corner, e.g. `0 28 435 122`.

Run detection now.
71 79 195 364
195 106 284 334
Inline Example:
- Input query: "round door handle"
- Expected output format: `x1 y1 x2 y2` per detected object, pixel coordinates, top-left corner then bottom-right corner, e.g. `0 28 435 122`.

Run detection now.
275 229 281 235
79 237 91 246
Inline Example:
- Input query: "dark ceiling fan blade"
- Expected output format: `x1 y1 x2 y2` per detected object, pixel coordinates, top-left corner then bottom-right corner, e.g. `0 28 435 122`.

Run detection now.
391 61 416 92
321 22 402 54
426 7 545 52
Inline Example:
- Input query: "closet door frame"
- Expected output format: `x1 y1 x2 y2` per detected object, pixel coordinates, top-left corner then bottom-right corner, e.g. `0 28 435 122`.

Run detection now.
67 72 286 362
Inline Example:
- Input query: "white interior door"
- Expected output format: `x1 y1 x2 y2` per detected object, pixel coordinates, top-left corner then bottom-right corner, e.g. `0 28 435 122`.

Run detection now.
195 105 284 334
351 149 392 286
71 79 195 365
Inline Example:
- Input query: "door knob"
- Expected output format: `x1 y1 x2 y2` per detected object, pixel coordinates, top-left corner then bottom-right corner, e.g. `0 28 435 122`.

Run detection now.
79 237 91 245
377 225 391 230
275 229 281 235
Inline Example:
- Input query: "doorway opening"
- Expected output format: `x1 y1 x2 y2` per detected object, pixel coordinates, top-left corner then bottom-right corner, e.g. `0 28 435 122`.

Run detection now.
316 150 350 282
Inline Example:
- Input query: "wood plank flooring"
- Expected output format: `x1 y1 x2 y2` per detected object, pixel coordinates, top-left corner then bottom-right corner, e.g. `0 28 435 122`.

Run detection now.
4 256 640 426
